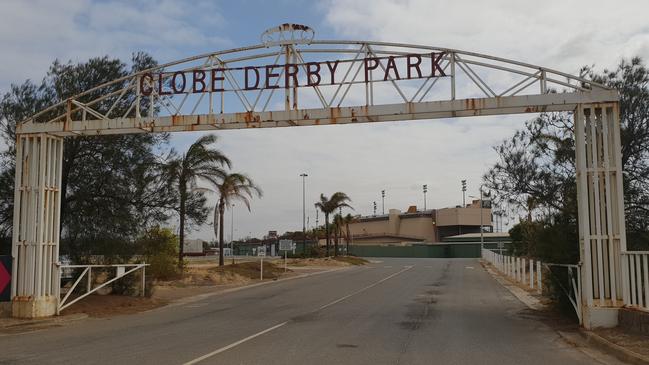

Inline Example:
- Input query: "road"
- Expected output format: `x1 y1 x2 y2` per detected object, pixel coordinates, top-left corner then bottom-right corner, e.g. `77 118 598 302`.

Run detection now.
0 258 625 364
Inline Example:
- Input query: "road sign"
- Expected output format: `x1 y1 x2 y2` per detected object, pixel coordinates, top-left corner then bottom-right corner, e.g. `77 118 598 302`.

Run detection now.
0 256 11 302
279 239 294 251
258 248 266 257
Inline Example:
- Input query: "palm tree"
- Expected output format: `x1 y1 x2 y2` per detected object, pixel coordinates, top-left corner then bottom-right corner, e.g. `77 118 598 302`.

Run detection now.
166 134 230 269
204 172 262 266
343 213 355 255
314 192 352 256
333 214 344 256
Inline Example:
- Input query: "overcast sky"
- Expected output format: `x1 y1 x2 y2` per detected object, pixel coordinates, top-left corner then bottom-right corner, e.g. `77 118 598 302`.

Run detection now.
2 0 649 241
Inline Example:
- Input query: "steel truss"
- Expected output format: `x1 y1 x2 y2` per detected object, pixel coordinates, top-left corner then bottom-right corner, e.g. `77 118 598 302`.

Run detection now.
10 30 628 327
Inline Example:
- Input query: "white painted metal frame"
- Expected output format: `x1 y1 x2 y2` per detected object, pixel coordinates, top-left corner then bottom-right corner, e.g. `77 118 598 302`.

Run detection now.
575 104 627 310
57 263 147 313
11 35 626 322
11 134 63 303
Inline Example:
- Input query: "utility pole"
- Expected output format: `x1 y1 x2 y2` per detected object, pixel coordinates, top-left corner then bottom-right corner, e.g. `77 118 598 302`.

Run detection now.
461 179 467 207
381 190 385 214
300 173 308 255
422 184 428 211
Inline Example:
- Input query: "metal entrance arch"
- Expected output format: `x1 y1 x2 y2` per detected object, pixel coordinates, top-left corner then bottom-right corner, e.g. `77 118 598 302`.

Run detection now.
12 24 626 327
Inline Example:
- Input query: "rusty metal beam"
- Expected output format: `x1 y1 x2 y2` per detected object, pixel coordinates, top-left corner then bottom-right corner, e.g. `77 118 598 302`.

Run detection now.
17 90 619 136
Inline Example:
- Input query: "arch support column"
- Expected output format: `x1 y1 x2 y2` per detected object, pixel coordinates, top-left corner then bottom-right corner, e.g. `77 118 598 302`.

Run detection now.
11 133 63 318
575 103 627 329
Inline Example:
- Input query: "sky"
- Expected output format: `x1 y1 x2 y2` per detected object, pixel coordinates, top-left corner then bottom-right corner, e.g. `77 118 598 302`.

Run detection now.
1 0 649 241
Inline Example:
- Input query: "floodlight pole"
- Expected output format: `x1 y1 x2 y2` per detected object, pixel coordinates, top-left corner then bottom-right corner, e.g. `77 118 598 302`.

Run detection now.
300 173 308 254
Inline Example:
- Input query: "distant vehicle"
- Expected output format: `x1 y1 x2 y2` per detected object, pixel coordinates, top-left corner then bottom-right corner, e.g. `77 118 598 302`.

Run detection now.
184 239 206 256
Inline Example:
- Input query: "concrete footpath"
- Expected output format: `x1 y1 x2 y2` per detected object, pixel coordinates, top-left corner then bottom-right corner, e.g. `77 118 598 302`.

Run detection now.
482 259 649 365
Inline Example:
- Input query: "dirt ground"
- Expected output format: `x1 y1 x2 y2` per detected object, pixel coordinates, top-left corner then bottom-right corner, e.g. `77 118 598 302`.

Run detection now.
594 328 649 357
56 257 365 318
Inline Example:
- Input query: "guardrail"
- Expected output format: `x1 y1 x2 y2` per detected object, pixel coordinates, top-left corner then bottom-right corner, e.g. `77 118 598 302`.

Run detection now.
622 251 649 311
56 263 148 314
481 249 582 323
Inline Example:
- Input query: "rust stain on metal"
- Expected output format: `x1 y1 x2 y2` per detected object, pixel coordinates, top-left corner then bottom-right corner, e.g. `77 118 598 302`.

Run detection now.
330 107 342 124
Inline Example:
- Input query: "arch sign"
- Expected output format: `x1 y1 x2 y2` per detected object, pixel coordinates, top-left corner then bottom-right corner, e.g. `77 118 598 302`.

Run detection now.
12 24 628 328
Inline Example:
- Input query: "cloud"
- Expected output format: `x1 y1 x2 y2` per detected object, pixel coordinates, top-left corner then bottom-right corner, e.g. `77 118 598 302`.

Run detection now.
0 0 231 91
321 0 649 73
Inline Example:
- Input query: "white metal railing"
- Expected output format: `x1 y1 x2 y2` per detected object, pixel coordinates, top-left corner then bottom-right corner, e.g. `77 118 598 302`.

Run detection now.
482 248 583 323
621 251 649 311
56 263 148 314
482 249 543 293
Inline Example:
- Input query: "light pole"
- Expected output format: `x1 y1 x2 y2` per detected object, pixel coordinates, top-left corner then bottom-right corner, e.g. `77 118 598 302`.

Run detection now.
422 184 428 211
461 180 467 207
300 173 308 253
381 190 385 214
470 188 486 255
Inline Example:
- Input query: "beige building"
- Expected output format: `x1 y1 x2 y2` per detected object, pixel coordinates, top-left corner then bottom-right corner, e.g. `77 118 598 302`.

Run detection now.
348 200 491 245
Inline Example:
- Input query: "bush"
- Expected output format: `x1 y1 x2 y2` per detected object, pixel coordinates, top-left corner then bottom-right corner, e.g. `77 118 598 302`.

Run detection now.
137 226 180 280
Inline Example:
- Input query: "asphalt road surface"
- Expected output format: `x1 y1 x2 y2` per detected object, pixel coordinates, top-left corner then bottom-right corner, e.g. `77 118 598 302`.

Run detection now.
0 258 626 364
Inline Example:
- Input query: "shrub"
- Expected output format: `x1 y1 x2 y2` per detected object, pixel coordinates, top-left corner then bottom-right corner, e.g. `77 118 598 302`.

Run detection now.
137 226 180 280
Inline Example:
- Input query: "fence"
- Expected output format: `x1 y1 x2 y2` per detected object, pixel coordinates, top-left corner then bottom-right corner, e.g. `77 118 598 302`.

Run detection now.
621 251 649 311
56 263 147 314
481 248 582 323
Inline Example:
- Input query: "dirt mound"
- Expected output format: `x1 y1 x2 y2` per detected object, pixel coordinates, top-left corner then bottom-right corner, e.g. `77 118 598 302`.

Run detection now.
210 261 288 280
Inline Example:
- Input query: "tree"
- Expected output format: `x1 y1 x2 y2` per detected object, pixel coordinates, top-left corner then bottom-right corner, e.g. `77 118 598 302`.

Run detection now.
314 192 352 256
165 135 231 268
204 172 262 266
333 213 343 256
0 53 176 263
343 213 355 254
484 57 649 261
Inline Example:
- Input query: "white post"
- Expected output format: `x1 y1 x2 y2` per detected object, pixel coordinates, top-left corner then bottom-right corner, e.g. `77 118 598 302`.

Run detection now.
537 260 542 294
260 256 263 281
575 104 627 328
141 265 146 297
530 260 534 288
12 134 63 318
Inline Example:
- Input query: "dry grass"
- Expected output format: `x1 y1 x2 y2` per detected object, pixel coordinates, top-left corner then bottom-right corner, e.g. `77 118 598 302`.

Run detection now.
60 295 166 317
333 256 369 265
210 261 288 280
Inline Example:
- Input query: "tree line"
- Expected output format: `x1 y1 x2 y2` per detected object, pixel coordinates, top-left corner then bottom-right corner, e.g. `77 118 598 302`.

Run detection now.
0 53 261 273
484 57 649 263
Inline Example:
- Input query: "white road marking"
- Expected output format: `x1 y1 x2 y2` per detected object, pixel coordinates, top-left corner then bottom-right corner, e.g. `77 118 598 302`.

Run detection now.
383 265 393 268
182 322 288 365
317 265 414 311
182 265 414 364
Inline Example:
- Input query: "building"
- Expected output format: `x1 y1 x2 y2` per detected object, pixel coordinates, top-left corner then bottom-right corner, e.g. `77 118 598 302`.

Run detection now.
348 200 492 245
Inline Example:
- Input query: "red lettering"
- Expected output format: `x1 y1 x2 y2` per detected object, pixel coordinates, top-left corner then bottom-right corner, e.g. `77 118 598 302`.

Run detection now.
140 73 153 96
285 64 299 88
244 66 260 90
265 65 280 89
406 54 422 79
158 73 171 95
431 52 446 76
325 60 340 84
211 69 224 92
306 62 321 86
364 58 379 82
383 56 400 81
192 70 206 93
171 71 186 93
